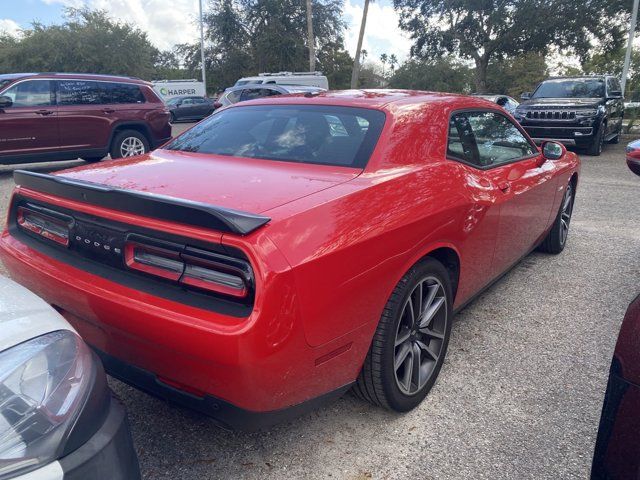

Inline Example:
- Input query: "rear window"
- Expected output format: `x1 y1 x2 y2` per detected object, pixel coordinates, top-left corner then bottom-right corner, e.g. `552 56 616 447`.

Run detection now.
57 80 145 105
165 105 386 168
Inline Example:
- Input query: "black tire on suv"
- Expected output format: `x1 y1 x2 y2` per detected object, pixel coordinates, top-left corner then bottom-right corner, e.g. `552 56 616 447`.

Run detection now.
110 130 150 159
587 122 605 156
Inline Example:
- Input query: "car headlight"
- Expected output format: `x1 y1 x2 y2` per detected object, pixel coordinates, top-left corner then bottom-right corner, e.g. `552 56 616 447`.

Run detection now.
0 330 93 478
576 109 598 117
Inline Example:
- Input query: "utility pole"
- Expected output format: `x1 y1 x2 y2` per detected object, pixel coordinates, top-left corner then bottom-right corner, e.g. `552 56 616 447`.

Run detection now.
306 0 315 72
199 0 207 96
350 0 370 89
622 0 639 96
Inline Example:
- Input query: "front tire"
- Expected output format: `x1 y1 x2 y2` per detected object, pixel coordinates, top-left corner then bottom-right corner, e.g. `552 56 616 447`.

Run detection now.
538 180 575 254
587 124 605 156
353 258 453 412
110 130 150 159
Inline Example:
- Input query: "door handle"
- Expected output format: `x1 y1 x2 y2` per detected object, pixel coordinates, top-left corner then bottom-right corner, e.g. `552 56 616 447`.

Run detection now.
36 109 54 116
102 108 115 114
498 181 511 193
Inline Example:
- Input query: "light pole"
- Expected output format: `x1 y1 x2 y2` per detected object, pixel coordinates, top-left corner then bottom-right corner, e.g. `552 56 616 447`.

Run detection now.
199 0 207 95
622 0 639 96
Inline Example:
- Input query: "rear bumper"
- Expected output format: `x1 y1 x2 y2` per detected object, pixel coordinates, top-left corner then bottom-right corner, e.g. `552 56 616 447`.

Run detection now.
96 347 352 431
150 135 172 149
0 230 366 417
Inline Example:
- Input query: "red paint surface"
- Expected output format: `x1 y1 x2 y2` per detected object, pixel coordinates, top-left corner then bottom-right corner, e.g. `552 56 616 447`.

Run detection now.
0 90 580 412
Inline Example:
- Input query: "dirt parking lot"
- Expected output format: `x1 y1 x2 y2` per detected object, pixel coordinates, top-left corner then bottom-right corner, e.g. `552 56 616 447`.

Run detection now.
0 133 638 479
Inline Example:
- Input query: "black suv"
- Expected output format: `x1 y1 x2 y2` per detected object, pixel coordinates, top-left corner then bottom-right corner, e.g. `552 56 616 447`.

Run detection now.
513 75 624 156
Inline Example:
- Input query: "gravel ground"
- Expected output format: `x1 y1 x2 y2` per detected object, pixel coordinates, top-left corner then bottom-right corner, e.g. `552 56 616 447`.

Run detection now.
0 135 637 480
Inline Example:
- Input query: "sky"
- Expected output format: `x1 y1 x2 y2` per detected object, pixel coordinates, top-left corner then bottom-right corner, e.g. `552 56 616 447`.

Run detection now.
0 0 414 62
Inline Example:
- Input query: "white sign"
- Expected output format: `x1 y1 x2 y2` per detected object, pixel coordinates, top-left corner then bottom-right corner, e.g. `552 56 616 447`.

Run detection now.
152 81 206 100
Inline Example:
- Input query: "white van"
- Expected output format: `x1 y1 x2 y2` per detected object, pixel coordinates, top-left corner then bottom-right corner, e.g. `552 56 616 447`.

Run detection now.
152 79 206 101
235 71 329 89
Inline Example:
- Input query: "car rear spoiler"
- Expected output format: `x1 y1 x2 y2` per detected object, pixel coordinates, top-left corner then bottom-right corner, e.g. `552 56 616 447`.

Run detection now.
13 170 271 236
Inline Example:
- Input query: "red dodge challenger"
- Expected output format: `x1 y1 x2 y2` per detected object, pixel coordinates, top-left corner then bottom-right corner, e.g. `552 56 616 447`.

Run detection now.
0 90 580 430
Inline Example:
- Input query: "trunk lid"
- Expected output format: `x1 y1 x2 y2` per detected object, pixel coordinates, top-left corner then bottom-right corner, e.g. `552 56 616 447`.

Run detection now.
56 149 361 215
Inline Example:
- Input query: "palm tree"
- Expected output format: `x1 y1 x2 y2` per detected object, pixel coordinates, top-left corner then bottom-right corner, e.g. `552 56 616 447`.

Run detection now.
350 0 372 88
389 54 398 74
306 0 315 71
380 53 388 76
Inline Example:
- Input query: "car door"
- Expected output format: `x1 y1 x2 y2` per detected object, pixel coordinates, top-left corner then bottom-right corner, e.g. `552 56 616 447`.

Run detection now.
190 97 212 119
606 77 624 137
56 79 112 152
449 110 559 278
0 79 58 159
176 98 196 119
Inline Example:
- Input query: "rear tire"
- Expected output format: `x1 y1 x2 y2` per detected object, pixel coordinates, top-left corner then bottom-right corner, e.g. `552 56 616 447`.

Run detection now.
353 258 453 412
110 130 150 159
538 180 575 254
609 133 620 144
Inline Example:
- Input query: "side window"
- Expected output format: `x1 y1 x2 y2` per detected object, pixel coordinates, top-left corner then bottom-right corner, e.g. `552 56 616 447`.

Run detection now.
191 97 206 104
225 91 241 104
181 99 194 105
608 77 621 94
448 111 537 168
240 88 263 102
2 80 53 107
58 80 102 105
101 82 145 104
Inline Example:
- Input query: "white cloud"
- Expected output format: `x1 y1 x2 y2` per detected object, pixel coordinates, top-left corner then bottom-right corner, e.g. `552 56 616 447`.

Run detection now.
41 0 85 7
0 19 22 37
344 0 412 64
37 0 200 51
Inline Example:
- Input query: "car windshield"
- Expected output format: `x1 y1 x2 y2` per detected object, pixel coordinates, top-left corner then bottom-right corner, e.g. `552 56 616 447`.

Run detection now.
165 105 386 168
532 79 605 99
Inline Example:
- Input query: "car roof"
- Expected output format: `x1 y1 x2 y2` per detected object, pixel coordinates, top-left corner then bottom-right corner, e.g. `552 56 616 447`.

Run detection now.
0 72 149 85
232 89 485 111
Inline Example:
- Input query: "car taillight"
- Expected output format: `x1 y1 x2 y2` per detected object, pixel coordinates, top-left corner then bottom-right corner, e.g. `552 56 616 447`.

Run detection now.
180 249 249 298
17 206 72 247
125 241 184 281
124 236 253 299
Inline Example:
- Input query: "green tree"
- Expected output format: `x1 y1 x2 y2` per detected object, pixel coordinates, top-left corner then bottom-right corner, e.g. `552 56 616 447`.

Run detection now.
486 52 549 97
393 0 630 93
0 8 160 78
388 57 473 92
380 53 388 76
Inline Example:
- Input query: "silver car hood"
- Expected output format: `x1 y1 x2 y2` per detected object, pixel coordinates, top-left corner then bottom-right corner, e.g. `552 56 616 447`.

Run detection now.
0 276 74 353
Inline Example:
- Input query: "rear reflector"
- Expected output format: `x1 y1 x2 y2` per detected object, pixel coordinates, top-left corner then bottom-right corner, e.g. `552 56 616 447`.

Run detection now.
17 206 71 247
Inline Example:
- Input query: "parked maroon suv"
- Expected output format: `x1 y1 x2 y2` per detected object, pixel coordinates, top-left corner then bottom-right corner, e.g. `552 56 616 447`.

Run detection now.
0 73 172 164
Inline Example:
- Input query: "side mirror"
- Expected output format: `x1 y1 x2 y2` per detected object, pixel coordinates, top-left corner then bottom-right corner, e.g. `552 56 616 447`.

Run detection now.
0 96 13 108
213 101 222 109
542 141 566 160
609 90 623 98
520 92 531 101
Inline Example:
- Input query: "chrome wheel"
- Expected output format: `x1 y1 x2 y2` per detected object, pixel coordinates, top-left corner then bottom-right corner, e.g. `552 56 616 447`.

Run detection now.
560 183 574 246
394 276 448 396
120 136 146 157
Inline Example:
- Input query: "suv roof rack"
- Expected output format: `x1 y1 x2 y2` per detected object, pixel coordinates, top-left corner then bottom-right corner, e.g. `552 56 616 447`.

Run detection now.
34 72 142 80
152 79 200 83
258 71 323 77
